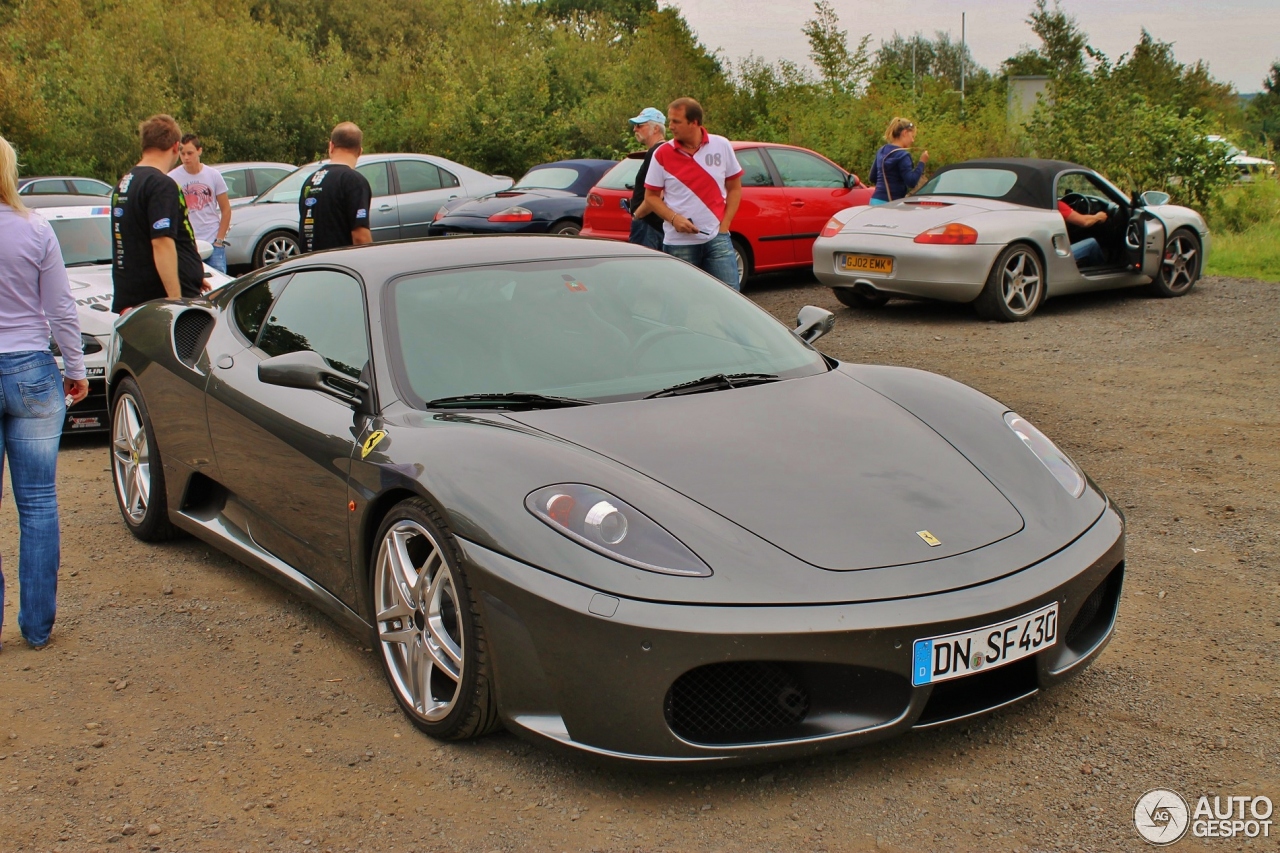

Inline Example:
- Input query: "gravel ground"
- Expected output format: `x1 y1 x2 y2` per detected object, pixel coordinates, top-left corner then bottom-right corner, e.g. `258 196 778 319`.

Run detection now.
2 274 1277 853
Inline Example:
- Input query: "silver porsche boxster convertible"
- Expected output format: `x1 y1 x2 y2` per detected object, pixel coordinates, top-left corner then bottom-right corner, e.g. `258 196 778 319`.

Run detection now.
813 158 1210 321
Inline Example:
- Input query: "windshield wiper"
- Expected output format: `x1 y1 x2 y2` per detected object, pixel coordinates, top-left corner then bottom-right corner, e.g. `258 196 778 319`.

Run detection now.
66 259 113 267
426 392 596 411
645 373 780 399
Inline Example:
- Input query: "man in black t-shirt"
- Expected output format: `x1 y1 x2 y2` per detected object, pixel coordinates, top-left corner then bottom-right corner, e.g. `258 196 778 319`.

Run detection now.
626 107 668 252
111 114 207 314
299 122 373 253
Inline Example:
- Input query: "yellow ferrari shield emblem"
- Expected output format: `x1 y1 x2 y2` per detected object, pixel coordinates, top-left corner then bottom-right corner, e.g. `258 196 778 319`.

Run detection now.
360 430 387 459
916 530 942 547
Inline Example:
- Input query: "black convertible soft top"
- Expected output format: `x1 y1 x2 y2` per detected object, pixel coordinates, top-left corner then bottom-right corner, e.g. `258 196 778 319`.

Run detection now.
929 158 1090 210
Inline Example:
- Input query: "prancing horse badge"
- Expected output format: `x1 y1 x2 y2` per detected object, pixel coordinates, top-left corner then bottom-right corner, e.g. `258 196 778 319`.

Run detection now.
916 530 942 547
361 430 387 459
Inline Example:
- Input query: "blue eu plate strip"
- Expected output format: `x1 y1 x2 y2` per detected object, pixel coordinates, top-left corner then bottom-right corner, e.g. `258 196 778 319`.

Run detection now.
912 639 932 686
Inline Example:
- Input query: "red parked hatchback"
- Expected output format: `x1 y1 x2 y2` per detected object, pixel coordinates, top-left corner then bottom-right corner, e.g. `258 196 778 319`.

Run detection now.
582 141 872 286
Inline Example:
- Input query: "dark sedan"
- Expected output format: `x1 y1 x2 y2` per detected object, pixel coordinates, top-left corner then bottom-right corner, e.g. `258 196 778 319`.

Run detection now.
107 236 1124 766
427 159 615 236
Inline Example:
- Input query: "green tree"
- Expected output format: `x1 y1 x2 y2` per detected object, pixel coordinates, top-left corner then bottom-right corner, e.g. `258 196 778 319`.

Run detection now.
1246 61 1280 147
1002 0 1088 77
801 0 872 94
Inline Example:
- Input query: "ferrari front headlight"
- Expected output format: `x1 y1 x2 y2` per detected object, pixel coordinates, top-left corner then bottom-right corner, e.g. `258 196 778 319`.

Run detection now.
525 484 711 577
1004 412 1086 498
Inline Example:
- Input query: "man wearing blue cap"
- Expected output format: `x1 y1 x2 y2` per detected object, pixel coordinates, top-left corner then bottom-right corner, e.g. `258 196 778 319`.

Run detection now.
626 107 668 251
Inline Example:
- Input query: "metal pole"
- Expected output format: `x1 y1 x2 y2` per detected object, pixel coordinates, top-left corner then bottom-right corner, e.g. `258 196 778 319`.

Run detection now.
961 12 966 102
912 42 917 96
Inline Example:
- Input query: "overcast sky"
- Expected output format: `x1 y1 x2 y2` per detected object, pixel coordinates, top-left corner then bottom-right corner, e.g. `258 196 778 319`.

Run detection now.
663 0 1279 93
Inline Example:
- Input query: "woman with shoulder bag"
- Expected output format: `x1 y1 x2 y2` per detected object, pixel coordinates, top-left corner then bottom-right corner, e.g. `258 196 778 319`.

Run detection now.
869 117 930 206
0 135 89 651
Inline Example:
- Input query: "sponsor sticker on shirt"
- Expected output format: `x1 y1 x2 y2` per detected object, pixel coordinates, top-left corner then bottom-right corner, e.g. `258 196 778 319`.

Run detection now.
356 208 368 220
306 197 317 206
152 217 171 230
113 207 124 217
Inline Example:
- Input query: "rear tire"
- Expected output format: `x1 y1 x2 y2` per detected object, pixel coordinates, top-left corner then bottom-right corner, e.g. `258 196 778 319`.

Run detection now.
973 243 1044 322
548 219 581 236
110 378 179 541
252 230 300 269
832 287 890 310
371 497 500 740
732 237 751 290
1148 228 1201 297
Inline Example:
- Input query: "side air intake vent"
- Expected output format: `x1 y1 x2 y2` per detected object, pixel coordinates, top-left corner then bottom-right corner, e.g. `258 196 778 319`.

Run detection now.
173 310 215 368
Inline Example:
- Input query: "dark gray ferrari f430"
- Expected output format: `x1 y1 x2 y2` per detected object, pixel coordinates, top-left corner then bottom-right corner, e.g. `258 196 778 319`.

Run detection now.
106 235 1124 766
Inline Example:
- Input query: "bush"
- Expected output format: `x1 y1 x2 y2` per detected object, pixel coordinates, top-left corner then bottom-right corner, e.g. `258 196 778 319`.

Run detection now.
1207 177 1280 233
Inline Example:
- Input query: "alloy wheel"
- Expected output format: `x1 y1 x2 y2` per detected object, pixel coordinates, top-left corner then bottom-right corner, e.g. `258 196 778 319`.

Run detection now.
262 235 299 266
1161 233 1198 293
375 520 465 722
999 249 1042 317
112 394 151 523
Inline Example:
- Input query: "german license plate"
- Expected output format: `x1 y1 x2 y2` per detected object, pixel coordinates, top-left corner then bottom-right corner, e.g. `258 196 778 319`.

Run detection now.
444 230 468 236
911 603 1058 687
841 253 893 274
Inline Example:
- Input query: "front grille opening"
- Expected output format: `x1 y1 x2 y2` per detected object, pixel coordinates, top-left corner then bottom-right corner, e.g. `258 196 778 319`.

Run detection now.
915 655 1039 728
1066 562 1124 653
173 310 215 367
665 662 911 746
666 662 808 745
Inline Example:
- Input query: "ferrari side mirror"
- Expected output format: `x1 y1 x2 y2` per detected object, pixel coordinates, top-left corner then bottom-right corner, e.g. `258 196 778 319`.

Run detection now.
259 349 369 409
795 305 836 344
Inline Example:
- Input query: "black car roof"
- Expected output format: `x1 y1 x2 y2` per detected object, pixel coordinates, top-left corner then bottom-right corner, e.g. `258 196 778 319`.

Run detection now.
930 158 1091 210
281 234 655 282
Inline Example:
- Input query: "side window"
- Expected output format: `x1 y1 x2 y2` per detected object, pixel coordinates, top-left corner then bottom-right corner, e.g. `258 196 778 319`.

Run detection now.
394 160 443 193
220 170 250 200
769 149 846 188
1056 173 1108 202
356 162 391 198
256 270 369 380
72 179 111 196
232 275 290 342
734 149 774 188
439 167 460 189
30 180 70 195
252 168 290 192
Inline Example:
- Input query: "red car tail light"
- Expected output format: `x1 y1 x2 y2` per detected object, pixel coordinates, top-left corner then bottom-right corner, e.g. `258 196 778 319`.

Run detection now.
488 206 533 223
820 216 844 238
432 207 448 222
914 223 978 244
587 193 604 207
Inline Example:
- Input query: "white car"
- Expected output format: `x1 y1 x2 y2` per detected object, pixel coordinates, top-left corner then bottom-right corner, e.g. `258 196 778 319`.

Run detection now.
44 205 234 432
223 153 513 269
1208 135 1276 182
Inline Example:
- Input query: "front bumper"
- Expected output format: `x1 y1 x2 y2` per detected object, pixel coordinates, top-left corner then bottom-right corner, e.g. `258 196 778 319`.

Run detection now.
812 235 1003 303
463 504 1125 766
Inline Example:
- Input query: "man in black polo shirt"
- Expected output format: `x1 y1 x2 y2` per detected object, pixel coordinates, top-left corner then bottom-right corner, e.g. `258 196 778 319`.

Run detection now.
299 122 373 253
626 107 667 251
111 114 207 314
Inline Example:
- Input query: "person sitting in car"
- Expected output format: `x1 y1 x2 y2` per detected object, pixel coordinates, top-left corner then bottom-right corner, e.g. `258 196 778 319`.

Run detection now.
1057 199 1108 267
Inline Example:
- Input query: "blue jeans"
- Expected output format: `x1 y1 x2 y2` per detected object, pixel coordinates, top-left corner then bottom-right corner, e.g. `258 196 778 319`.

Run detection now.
628 219 663 251
0 351 65 648
1071 237 1104 267
663 232 739 290
208 244 228 274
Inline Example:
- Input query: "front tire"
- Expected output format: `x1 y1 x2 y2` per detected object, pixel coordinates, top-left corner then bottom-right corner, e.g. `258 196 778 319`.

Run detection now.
372 498 499 740
1149 228 1201 297
832 287 890 310
731 237 751 290
110 378 178 541
252 230 300 269
974 243 1045 321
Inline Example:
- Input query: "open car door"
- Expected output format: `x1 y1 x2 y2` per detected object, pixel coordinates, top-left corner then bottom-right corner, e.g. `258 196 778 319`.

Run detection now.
1124 207 1166 278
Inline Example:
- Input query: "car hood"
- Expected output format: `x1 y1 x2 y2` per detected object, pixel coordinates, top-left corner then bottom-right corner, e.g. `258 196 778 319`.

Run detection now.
507 369 1024 571
444 189 578 218
835 199 1009 239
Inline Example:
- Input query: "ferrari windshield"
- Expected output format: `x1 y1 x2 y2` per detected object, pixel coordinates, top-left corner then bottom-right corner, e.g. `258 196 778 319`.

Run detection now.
49 216 113 266
389 256 827 405
917 168 1019 199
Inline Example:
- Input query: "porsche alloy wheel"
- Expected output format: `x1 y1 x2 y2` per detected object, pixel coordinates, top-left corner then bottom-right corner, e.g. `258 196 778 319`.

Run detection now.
1150 228 1201 298
110 378 177 541
975 244 1044 322
254 230 300 268
373 500 498 739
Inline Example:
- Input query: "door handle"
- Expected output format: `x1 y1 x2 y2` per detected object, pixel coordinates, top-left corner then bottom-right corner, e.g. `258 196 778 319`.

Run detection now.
790 200 805 208
448 195 458 200
377 204 394 212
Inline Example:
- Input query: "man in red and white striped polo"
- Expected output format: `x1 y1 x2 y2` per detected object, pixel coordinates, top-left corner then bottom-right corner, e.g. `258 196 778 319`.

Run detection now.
642 97 743 289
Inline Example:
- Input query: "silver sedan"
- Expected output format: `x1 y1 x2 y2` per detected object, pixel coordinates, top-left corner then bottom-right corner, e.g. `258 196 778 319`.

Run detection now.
813 158 1210 321
223 153 513 269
